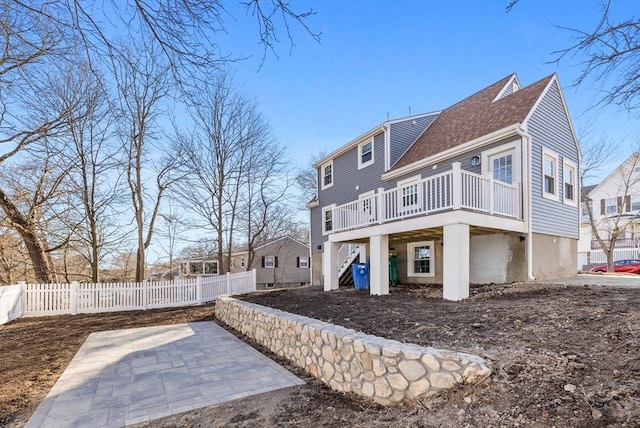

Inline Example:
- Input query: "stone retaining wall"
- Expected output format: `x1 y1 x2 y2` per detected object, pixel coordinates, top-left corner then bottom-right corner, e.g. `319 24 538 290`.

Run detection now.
215 296 491 405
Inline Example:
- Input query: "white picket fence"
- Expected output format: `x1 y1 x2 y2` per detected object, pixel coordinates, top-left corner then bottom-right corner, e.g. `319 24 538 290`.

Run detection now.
0 270 256 325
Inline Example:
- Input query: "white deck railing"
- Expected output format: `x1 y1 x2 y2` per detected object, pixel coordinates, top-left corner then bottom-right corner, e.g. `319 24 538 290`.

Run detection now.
332 163 520 233
0 270 257 324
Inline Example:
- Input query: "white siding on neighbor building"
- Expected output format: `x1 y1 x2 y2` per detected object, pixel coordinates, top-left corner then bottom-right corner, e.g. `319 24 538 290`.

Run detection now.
528 80 580 239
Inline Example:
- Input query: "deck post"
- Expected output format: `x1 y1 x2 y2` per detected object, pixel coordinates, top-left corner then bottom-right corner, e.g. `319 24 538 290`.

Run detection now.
369 234 389 296
377 187 385 223
443 223 470 301
323 241 340 291
452 162 462 210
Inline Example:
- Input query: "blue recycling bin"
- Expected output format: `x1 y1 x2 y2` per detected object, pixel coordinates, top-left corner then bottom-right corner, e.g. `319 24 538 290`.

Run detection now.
351 263 369 290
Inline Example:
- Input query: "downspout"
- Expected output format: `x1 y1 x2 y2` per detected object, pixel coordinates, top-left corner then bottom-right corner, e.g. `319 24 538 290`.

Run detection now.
517 126 536 281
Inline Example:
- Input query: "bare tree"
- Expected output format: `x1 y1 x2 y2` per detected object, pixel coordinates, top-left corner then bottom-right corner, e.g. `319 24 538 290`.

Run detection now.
507 0 639 112
0 140 77 283
174 72 291 273
581 135 640 271
115 44 185 282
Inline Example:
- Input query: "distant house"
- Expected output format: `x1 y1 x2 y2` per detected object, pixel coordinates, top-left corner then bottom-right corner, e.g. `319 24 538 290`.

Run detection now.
578 153 640 268
309 73 581 300
228 236 311 290
177 236 310 290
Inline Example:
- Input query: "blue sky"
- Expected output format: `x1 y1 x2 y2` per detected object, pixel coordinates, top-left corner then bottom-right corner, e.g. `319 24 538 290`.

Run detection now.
217 0 637 183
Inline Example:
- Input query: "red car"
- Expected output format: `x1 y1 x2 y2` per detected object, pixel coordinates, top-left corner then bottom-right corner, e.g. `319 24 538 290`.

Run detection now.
589 259 640 274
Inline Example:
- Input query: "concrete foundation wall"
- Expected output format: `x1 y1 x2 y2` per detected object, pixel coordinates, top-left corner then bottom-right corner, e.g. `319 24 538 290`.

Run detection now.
311 253 322 286
470 234 526 284
216 296 491 406
532 233 577 280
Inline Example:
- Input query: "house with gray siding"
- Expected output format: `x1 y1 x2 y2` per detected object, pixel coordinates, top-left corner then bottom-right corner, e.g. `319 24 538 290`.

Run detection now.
309 73 580 300
177 237 310 290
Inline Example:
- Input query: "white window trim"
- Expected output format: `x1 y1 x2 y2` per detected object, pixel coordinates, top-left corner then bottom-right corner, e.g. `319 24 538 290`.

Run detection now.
481 140 520 183
264 255 275 269
299 257 309 268
397 174 421 186
358 138 374 170
542 148 559 201
322 204 336 235
321 160 334 190
562 159 578 206
407 241 435 278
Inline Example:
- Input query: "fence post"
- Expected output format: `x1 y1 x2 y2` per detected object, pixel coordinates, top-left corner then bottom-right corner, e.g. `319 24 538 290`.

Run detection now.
18 281 26 317
142 280 148 310
196 276 203 304
252 269 257 291
70 281 78 315
226 272 232 295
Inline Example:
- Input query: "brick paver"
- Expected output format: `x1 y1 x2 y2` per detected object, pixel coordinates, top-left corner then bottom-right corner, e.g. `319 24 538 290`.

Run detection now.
26 322 304 427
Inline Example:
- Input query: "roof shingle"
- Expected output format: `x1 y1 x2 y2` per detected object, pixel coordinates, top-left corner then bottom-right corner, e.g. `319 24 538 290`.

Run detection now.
392 73 554 170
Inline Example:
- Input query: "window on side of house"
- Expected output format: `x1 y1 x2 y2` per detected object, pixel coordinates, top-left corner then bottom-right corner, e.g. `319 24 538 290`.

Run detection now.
322 205 334 234
358 138 374 169
542 149 558 200
321 161 333 190
241 257 245 268
563 160 577 205
204 261 218 275
262 256 277 268
631 195 640 212
297 257 309 268
605 197 618 215
407 241 435 277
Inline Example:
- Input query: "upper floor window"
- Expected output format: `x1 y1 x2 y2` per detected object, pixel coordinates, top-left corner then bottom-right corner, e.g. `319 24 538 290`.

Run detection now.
632 195 640 212
322 205 334 235
563 160 577 205
542 148 558 201
358 139 374 169
321 161 333 190
604 197 618 215
297 257 309 268
492 153 513 184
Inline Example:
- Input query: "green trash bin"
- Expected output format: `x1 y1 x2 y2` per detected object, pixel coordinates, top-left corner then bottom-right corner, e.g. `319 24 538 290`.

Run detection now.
389 253 398 286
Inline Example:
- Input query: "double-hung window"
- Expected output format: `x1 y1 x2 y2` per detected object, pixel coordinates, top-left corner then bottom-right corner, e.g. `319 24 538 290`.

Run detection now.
563 160 577 205
407 241 435 277
397 175 421 215
358 139 374 169
542 149 559 200
631 195 640 212
321 161 333 190
605 197 618 215
322 205 335 235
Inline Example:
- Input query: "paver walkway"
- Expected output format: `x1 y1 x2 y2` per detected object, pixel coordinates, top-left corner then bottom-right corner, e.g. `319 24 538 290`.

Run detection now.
26 322 304 427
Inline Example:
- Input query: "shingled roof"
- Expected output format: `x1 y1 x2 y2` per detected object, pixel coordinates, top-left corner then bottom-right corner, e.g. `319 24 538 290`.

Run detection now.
391 73 554 171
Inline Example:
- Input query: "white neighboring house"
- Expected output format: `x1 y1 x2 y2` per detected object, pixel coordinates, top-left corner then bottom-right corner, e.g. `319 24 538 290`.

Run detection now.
578 153 640 269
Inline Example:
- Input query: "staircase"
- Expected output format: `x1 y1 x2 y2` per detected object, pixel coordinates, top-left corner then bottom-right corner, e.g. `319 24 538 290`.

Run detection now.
337 244 360 287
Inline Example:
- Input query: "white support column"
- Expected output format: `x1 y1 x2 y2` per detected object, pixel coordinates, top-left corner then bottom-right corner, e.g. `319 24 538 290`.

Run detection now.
443 223 470 301
369 234 389 296
323 241 340 291
358 243 367 263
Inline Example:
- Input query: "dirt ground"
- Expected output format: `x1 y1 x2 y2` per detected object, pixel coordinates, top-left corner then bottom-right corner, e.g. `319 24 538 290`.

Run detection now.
2 282 640 427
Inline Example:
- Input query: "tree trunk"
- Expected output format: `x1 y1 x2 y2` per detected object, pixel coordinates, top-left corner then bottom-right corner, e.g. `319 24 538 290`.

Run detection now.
0 189 53 283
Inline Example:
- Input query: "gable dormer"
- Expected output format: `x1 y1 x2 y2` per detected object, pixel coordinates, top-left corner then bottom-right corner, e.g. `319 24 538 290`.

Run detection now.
493 74 521 102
